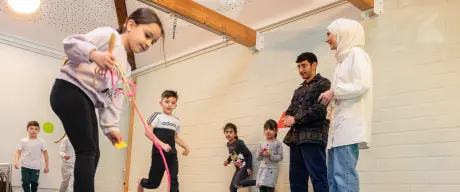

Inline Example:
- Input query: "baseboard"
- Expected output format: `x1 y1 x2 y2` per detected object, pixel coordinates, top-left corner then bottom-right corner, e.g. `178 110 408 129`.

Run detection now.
12 186 58 191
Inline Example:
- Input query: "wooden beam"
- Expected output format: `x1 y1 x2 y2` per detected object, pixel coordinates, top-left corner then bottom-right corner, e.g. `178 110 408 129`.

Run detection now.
138 0 257 48
346 0 374 11
114 1 137 190
114 0 137 70
123 77 136 192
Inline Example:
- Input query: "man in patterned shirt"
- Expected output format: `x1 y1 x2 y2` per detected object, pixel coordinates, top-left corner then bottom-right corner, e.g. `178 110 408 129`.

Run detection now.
283 52 331 192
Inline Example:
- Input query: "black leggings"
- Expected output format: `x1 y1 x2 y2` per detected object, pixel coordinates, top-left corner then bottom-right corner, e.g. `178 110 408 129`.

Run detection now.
50 79 100 192
230 168 256 192
259 186 275 192
141 153 179 192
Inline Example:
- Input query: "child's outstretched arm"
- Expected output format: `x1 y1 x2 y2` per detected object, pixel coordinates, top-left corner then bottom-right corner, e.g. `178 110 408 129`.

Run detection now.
175 133 189 156
43 150 49 173
14 150 22 169
269 141 284 162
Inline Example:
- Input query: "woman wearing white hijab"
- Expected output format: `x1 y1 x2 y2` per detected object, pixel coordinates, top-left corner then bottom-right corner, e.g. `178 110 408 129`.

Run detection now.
319 18 373 192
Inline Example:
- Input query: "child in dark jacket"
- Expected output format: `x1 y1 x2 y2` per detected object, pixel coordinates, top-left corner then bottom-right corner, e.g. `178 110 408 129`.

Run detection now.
223 123 256 192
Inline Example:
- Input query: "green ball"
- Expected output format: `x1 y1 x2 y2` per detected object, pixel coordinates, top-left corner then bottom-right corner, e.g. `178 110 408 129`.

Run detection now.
42 122 54 134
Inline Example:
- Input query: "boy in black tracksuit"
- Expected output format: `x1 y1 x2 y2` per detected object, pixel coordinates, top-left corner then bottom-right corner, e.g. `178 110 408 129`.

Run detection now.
138 90 189 192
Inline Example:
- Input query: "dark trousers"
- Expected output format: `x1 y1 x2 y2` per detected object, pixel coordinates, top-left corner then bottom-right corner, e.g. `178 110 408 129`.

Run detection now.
289 143 329 192
50 79 100 192
21 167 39 192
230 168 256 192
259 186 275 192
141 153 179 192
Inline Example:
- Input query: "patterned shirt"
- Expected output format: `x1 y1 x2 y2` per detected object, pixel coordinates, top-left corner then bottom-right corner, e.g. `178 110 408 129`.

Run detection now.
283 74 331 147
226 139 253 170
256 139 283 168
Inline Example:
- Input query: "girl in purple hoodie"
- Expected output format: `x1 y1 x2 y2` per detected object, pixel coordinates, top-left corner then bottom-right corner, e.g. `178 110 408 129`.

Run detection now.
49 8 165 192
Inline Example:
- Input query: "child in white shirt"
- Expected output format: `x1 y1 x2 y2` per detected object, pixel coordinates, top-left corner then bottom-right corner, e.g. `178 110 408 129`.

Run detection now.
14 121 49 192
59 136 75 192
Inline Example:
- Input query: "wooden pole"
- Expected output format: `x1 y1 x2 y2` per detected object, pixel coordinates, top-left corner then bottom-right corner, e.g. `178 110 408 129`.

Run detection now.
123 77 137 192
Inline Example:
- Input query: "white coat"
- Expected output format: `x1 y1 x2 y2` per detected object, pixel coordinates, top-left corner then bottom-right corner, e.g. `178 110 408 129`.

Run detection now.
326 18 373 150
59 137 75 165
59 137 75 192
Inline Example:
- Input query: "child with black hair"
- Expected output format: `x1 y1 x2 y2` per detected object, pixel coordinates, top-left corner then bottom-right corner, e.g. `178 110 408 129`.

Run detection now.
223 123 256 192
138 90 189 192
254 119 284 192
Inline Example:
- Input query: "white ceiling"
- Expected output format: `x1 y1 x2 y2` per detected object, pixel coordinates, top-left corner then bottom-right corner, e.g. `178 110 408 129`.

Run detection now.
0 0 340 68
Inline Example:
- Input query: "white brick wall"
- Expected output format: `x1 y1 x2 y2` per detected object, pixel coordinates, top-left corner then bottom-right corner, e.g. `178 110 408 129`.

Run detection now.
127 0 460 191
94 100 130 192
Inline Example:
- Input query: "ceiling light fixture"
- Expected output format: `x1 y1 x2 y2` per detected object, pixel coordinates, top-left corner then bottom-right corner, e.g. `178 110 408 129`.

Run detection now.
7 0 41 14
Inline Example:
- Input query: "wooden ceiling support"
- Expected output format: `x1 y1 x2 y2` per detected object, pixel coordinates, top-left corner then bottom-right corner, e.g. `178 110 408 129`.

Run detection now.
114 0 137 70
137 0 262 50
346 0 374 11
346 0 383 19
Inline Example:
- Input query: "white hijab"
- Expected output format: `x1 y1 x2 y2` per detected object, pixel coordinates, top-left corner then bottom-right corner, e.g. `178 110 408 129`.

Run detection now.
327 18 365 62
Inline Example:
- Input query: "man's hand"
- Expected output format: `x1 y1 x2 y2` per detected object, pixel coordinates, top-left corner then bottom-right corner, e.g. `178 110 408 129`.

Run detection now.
44 167 49 173
224 160 229 166
14 164 19 169
319 89 334 105
284 116 295 127
247 169 252 175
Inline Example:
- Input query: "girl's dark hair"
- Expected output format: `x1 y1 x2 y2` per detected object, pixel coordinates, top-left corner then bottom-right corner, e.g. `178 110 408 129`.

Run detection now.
264 119 278 138
117 8 166 62
223 123 239 140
